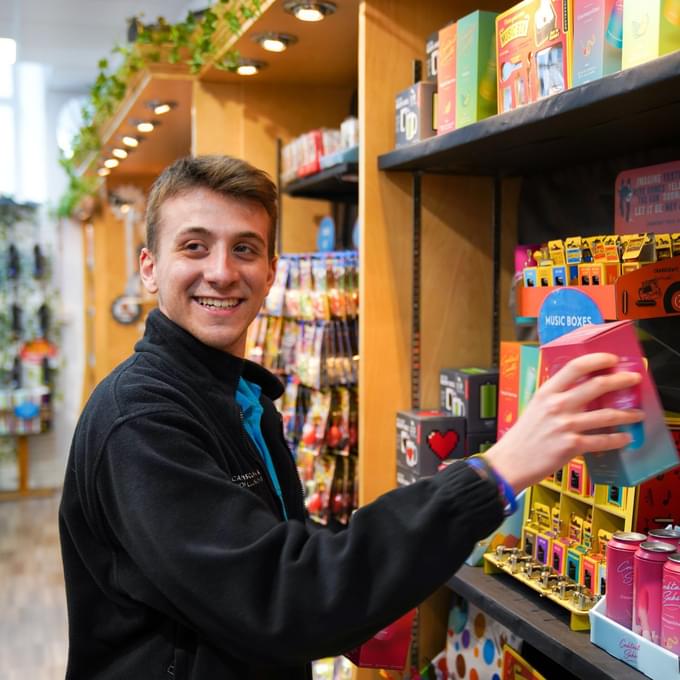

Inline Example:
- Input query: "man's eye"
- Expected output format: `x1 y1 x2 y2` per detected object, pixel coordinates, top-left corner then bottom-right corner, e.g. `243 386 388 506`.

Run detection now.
234 243 256 255
185 242 205 252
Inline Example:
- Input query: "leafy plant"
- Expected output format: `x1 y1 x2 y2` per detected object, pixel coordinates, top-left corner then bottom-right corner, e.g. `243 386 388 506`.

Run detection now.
58 0 263 219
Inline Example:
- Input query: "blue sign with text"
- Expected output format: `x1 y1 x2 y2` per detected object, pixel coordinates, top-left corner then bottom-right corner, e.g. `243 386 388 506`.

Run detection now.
538 289 604 345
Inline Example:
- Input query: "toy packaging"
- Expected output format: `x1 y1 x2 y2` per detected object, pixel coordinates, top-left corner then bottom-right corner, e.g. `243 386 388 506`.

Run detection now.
622 0 680 69
455 10 498 127
496 0 573 113
540 320 680 486
572 0 623 86
437 21 457 134
394 81 436 147
425 31 439 82
396 410 466 484
498 342 537 439
439 367 499 433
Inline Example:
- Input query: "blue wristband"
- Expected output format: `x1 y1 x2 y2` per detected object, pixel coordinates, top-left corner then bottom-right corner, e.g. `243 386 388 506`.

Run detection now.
466 456 518 517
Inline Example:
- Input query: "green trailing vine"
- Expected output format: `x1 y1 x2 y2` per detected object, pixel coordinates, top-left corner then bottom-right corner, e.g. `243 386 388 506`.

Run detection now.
57 0 262 219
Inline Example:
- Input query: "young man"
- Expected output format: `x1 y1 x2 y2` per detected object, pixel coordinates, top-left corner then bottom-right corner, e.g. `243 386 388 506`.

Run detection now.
60 155 643 679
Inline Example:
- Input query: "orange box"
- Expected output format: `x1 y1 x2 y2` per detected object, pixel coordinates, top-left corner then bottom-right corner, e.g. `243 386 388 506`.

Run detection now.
437 21 457 134
496 0 573 113
497 341 522 439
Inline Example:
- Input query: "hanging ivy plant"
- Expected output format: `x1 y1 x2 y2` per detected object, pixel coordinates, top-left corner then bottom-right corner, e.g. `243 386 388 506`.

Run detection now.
57 0 263 219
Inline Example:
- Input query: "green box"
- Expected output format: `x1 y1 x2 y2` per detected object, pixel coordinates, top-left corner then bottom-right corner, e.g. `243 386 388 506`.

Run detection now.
518 344 541 415
455 10 498 128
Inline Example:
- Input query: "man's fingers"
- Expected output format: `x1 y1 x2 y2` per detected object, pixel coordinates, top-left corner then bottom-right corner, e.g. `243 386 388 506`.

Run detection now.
567 407 644 433
542 353 619 394
578 430 634 453
560 371 642 411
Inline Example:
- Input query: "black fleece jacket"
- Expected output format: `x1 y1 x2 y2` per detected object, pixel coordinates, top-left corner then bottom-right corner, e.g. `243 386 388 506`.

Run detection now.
59 309 504 679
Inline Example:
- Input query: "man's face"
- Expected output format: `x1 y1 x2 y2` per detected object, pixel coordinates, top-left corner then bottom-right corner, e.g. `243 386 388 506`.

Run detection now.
140 188 276 357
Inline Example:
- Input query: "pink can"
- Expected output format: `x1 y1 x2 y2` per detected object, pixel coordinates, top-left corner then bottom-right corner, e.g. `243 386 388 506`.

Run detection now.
633 540 676 644
662 553 680 654
606 531 646 628
649 528 680 549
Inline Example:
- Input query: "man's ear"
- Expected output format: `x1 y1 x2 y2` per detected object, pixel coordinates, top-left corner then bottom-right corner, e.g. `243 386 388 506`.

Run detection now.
139 247 158 294
265 255 278 296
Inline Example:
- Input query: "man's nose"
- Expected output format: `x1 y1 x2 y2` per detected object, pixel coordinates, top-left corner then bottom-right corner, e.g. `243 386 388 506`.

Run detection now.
204 250 240 286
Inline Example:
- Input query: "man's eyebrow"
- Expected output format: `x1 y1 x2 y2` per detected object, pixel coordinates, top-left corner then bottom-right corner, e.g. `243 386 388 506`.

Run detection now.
174 226 211 240
235 230 266 245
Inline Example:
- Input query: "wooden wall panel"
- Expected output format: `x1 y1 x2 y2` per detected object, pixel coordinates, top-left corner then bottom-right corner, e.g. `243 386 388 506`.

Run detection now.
193 80 355 254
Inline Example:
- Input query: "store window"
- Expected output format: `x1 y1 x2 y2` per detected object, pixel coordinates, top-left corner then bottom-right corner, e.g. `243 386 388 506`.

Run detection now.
0 63 15 195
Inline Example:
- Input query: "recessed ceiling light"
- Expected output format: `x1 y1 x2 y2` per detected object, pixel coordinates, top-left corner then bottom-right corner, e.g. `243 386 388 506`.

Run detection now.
236 59 266 76
122 135 141 148
136 120 158 133
283 2 336 22
0 38 16 65
146 100 177 115
112 148 128 159
103 158 119 169
97 167 111 177
253 32 298 53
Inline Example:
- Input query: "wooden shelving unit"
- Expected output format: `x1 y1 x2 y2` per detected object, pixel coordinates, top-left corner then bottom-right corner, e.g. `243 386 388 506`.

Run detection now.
282 162 358 202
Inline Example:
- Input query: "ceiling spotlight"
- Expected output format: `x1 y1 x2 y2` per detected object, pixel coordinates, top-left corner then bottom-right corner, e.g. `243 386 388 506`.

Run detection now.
0 37 17 65
253 32 298 53
236 59 266 76
112 148 128 159
103 158 119 169
121 135 141 147
284 2 336 22
137 121 156 133
147 100 177 115
97 167 111 177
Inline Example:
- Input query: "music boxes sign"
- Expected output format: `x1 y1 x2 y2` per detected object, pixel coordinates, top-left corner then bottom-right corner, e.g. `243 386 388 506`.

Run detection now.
396 410 466 486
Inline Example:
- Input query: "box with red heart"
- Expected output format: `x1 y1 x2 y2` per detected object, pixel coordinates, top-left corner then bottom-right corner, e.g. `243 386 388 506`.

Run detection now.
396 410 466 482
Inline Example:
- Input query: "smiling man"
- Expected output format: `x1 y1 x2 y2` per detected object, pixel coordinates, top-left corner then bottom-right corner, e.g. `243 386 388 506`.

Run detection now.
59 155 644 680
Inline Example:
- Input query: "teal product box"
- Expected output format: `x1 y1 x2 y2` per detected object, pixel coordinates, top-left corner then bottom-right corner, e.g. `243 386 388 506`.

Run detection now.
425 31 439 82
540 320 680 486
440 367 499 433
572 0 623 87
465 432 496 455
455 10 498 128
396 410 466 482
518 344 540 415
395 82 436 147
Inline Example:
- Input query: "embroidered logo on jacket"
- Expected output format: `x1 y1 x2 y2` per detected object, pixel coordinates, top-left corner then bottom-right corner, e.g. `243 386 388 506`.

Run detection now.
232 470 264 489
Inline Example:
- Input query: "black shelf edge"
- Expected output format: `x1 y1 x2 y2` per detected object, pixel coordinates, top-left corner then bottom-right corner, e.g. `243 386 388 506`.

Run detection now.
379 51 680 176
282 162 358 201
447 565 644 680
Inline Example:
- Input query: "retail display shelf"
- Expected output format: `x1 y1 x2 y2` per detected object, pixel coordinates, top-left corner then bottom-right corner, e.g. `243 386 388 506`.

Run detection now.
538 479 563 493
378 51 680 176
447 565 644 680
281 162 358 202
518 284 617 320
561 488 595 506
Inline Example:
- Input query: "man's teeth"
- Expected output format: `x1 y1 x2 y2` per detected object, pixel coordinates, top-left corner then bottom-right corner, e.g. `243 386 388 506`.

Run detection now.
196 297 240 309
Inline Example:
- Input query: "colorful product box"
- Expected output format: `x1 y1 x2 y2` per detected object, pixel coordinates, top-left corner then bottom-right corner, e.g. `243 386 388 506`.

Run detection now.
518 344 541 415
455 10 498 127
572 0 624 86
582 553 605 594
425 31 439 82
622 0 680 69
396 410 466 481
437 21 457 134
496 0 573 114
440 367 499 433
497 342 523 439
540 320 680 486
395 82 436 147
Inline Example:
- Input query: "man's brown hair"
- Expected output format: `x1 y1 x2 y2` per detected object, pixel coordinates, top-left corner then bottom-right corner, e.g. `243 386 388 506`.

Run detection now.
146 155 278 258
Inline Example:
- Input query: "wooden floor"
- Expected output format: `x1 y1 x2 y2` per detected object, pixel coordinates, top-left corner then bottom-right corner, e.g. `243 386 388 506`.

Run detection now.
0 493 68 679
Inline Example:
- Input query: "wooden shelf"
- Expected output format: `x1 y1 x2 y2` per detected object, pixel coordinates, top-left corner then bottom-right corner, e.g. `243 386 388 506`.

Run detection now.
282 162 358 202
378 51 680 176
448 565 644 680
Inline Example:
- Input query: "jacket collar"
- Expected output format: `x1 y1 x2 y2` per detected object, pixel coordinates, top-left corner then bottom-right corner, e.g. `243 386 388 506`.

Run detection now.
136 309 284 400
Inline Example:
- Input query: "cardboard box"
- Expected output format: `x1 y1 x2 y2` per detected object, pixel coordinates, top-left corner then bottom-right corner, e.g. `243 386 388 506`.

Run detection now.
440 367 499 433
540 320 680 485
572 0 623 86
496 0 573 113
518 344 541 415
396 410 466 481
498 342 523 439
425 31 439 82
622 0 680 69
395 82 436 147
455 10 498 127
437 21 457 134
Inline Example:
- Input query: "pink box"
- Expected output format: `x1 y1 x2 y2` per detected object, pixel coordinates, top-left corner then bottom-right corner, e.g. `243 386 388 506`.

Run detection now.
540 320 679 486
